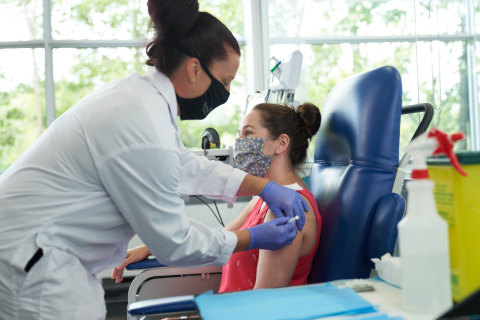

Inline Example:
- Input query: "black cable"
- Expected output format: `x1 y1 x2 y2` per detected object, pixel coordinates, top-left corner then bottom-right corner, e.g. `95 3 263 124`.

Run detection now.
193 196 225 227
213 200 224 227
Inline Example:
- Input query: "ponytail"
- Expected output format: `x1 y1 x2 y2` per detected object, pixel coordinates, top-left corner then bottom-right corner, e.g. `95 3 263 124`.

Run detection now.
146 0 240 76
253 103 321 169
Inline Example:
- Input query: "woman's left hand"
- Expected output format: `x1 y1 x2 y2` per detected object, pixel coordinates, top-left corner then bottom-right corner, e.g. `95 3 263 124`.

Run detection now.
260 181 309 230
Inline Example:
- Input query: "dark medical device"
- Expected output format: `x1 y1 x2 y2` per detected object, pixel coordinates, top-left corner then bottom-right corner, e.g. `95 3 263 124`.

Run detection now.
201 128 220 150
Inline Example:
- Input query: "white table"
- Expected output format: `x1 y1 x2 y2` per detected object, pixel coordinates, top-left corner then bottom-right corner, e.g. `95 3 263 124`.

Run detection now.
326 278 444 320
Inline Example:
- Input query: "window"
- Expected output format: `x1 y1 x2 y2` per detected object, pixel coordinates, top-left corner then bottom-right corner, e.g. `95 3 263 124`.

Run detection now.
267 0 478 153
1 0 480 171
0 0 246 171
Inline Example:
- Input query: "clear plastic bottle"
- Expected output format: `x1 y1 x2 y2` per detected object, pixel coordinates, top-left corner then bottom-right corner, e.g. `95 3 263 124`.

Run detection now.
398 128 465 315
398 179 452 314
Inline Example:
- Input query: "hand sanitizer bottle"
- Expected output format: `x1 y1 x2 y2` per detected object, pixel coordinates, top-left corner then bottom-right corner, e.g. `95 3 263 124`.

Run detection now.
398 128 466 315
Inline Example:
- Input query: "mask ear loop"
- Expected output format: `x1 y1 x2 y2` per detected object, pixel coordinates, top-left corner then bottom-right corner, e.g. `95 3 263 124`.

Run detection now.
264 136 278 142
177 44 216 82
263 136 280 156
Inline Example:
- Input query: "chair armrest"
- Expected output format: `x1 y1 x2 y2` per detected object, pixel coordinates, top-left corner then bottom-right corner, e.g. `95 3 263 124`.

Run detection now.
128 295 196 315
127 265 223 307
126 258 167 270
366 193 405 263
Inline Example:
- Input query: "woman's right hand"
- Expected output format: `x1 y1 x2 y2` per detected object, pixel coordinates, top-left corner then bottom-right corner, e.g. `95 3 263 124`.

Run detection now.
111 245 151 283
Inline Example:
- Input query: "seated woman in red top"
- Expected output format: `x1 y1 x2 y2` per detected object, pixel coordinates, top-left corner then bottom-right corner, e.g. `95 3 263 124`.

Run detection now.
218 102 322 292
112 102 322 292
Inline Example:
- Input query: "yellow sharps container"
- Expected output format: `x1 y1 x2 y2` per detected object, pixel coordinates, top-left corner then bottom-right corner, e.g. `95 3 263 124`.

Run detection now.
427 151 480 302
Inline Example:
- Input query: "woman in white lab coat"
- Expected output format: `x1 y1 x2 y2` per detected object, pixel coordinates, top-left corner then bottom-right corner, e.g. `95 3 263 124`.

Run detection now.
0 1 307 319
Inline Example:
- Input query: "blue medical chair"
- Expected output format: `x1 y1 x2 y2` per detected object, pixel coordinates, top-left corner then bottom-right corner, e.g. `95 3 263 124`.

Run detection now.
308 66 433 283
308 65 404 283
126 66 433 318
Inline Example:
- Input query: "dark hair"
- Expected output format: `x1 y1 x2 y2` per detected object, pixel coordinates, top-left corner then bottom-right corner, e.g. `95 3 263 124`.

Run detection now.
253 103 321 169
146 0 241 76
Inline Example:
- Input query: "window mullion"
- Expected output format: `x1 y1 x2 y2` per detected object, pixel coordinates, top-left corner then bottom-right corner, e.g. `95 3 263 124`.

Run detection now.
466 0 480 150
243 0 270 93
43 0 56 126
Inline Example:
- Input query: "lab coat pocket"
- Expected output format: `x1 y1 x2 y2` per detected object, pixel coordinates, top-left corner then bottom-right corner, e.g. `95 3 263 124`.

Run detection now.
19 248 106 320
9 235 42 294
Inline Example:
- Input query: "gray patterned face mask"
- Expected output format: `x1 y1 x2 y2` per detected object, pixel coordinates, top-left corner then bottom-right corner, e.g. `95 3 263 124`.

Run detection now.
233 137 276 177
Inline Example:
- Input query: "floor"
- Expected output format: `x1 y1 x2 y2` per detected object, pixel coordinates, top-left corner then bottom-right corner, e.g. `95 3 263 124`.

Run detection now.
103 276 132 320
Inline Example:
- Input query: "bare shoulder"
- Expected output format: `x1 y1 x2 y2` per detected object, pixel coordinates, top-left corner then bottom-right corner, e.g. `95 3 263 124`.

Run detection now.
298 191 318 256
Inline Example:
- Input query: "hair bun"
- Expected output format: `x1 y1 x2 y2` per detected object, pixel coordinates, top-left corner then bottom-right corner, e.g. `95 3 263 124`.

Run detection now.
148 0 199 43
296 103 321 139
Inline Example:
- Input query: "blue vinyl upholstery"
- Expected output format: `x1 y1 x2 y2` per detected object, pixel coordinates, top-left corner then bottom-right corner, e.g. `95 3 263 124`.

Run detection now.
308 66 405 283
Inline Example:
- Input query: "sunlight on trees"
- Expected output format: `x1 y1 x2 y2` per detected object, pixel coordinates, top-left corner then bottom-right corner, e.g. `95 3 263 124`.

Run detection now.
0 0 477 171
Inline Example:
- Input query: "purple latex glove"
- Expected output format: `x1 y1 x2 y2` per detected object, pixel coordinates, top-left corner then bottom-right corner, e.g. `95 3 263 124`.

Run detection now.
260 181 309 230
247 217 297 250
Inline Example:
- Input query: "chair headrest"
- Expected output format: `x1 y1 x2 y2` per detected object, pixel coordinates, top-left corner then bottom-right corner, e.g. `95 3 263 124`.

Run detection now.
314 66 402 168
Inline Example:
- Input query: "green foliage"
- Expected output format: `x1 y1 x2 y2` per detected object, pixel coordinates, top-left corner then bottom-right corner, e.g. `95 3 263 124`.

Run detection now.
71 0 129 27
177 106 243 149
199 0 244 36
0 77 44 170
67 0 147 37
382 9 407 25
0 0 474 170
341 2 381 34
55 47 148 116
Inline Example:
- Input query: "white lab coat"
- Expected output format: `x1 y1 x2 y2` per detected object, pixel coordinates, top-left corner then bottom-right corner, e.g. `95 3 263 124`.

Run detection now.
0 67 247 319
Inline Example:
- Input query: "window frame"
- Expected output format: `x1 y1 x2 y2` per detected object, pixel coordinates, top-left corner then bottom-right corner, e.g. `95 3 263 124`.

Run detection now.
1 0 479 150
259 0 480 150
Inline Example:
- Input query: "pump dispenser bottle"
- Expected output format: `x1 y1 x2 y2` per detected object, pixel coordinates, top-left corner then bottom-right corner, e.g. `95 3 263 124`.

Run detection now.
398 128 466 315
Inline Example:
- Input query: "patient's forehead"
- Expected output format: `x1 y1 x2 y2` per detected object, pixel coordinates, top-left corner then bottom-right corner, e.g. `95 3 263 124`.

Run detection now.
240 110 262 129
238 110 272 137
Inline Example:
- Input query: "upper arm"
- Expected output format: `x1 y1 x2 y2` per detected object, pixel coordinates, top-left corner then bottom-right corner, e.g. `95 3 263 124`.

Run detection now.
253 208 303 289
254 212 303 288
254 193 316 289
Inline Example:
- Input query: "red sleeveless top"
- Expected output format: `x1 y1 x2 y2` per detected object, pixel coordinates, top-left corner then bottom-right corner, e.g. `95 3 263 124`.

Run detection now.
218 188 322 293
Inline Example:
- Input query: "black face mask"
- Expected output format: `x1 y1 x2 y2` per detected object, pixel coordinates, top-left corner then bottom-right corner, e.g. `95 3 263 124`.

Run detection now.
176 46 230 120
